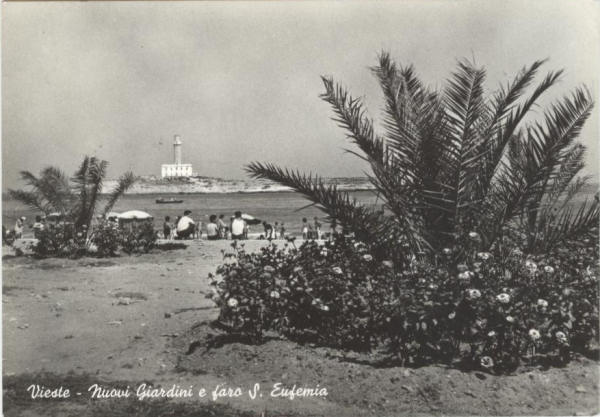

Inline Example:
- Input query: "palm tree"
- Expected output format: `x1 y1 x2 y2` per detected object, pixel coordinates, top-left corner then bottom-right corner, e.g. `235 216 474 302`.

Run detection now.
247 53 598 260
9 156 136 232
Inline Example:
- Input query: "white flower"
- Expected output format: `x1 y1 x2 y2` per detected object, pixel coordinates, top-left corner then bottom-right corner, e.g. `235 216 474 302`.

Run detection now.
525 260 538 273
562 288 573 296
264 265 275 273
506 315 515 323
227 298 238 308
468 231 480 240
270 290 280 299
442 248 452 255
363 254 373 262
332 266 343 275
382 260 394 269
477 252 492 261
511 248 523 257
466 289 481 300
529 329 541 340
543 265 555 274
428 284 438 290
487 331 497 338
496 293 510 304
457 264 469 273
458 272 471 281
555 331 568 343
321 305 330 312
448 312 456 319
320 249 328 256
480 356 494 369
537 299 548 308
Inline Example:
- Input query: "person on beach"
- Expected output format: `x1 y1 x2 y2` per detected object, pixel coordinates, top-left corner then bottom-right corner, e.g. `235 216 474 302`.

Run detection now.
14 216 25 239
32 215 45 238
163 216 172 239
231 211 246 240
176 210 196 239
302 217 311 240
263 221 274 239
314 216 322 240
279 222 285 239
217 214 228 239
330 219 338 241
206 215 219 240
195 217 203 240
273 222 279 239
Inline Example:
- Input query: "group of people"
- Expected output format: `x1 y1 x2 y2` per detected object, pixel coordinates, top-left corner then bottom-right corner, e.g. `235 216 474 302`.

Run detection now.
4 211 337 245
261 220 286 240
301 216 323 240
161 210 293 241
162 210 198 240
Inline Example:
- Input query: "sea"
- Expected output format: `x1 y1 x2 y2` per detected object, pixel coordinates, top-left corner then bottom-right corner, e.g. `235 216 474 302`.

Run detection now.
2 191 382 236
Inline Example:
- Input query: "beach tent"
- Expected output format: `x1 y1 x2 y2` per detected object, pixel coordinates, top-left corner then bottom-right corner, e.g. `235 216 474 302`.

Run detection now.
118 210 153 221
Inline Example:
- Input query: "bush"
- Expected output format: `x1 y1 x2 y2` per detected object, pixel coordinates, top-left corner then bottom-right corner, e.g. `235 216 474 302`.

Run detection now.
208 235 599 373
33 224 87 258
91 223 121 257
32 221 159 258
120 222 157 254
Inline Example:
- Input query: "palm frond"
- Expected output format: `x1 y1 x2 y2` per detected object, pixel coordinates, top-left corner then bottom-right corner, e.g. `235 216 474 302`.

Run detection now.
102 171 136 216
248 163 383 240
320 77 386 168
438 60 487 234
479 68 563 197
7 189 47 213
535 197 599 252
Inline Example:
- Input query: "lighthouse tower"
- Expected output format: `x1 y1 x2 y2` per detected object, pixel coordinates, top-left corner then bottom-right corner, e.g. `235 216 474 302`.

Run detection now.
161 135 193 178
173 134 182 165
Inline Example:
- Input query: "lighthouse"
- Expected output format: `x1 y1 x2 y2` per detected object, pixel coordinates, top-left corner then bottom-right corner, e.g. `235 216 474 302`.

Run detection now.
161 135 193 178
173 134 182 165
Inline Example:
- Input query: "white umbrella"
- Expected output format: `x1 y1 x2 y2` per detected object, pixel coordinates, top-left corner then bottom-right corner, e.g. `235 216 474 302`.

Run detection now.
241 213 261 225
118 210 153 220
46 212 65 221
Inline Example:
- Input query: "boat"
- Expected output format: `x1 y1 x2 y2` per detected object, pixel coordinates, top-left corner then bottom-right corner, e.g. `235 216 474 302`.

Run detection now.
155 198 184 204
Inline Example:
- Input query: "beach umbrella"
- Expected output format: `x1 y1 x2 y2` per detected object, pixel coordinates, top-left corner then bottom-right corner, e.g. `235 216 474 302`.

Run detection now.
241 213 261 225
118 210 153 221
46 212 65 221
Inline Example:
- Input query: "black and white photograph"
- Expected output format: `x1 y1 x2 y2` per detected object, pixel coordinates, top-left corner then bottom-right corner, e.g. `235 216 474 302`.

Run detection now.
2 1 599 416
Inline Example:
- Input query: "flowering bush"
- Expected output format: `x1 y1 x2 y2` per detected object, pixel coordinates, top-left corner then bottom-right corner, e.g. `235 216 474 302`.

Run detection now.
120 222 157 254
33 221 158 258
209 235 599 373
33 224 88 258
91 223 121 257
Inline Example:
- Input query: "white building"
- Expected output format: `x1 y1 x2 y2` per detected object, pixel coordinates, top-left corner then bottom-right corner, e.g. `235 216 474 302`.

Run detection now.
161 135 193 178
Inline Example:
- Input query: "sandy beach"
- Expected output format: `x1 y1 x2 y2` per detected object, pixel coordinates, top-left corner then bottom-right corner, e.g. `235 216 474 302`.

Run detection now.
2 240 599 417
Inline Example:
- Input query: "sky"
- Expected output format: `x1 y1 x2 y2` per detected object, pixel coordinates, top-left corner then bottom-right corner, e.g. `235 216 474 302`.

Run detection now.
2 0 599 190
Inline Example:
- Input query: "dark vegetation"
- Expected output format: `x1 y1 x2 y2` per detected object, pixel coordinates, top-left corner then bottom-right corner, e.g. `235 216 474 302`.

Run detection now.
211 54 599 373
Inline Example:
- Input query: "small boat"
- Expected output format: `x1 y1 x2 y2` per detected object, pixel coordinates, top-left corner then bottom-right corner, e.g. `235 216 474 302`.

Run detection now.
155 198 184 204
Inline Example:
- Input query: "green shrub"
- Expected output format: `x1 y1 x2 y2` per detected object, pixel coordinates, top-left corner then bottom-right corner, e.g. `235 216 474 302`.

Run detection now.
90 223 121 257
33 224 87 258
208 235 599 373
120 222 157 254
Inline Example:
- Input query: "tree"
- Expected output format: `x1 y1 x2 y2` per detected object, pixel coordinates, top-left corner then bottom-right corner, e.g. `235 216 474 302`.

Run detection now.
9 156 136 233
247 53 598 260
